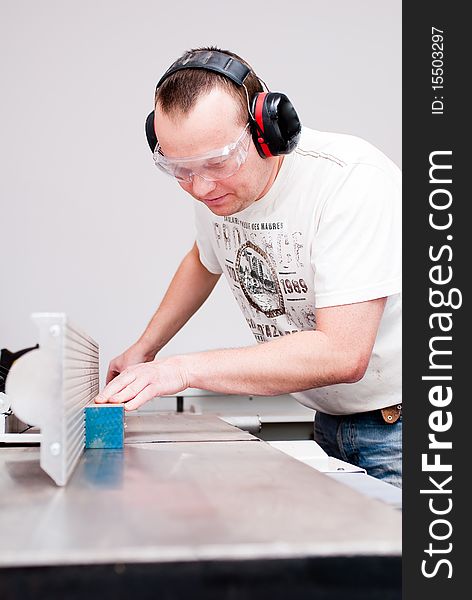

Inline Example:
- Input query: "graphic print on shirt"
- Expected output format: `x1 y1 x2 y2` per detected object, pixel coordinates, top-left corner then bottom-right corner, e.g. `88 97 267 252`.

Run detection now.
212 216 317 342
235 241 285 318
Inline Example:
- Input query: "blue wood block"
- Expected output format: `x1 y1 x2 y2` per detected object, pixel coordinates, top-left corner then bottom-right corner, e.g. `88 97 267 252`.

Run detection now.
85 405 124 449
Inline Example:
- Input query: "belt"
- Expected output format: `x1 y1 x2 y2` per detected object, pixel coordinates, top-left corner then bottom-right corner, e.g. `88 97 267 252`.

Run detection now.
380 403 402 424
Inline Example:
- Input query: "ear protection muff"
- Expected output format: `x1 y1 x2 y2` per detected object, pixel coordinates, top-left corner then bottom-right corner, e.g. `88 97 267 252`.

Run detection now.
145 50 301 158
250 92 301 158
145 111 158 154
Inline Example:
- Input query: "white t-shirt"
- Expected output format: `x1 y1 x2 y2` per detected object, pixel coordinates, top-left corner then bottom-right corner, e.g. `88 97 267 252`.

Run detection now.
194 127 402 415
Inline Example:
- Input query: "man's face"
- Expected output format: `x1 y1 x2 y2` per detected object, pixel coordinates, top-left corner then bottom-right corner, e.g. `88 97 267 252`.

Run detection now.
154 87 281 217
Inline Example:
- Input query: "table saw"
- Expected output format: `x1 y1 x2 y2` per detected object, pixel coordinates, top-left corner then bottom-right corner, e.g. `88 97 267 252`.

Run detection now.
0 314 401 599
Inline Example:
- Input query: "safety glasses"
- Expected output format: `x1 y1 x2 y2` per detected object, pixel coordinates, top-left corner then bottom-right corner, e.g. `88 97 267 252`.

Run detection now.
153 124 251 182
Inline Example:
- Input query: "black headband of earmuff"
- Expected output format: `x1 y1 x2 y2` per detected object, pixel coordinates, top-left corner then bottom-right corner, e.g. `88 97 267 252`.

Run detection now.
156 50 252 88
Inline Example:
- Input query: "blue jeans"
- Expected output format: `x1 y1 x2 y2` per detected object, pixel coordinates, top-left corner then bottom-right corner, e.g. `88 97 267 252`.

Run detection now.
313 410 402 488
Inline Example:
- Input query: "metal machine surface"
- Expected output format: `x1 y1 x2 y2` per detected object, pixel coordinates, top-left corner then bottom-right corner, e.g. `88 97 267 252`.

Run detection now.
0 413 401 598
1 316 401 598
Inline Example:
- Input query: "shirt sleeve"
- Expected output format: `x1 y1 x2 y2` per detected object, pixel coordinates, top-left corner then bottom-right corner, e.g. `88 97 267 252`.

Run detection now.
193 202 224 275
312 163 402 308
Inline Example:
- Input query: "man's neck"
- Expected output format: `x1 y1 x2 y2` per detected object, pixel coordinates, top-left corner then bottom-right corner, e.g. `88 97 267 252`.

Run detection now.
257 155 285 200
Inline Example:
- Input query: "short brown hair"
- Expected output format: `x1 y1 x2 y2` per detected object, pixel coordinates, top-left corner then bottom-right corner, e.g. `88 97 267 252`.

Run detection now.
154 46 263 124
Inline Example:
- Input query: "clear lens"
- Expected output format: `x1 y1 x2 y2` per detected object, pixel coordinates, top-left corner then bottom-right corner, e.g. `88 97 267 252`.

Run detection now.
153 125 250 182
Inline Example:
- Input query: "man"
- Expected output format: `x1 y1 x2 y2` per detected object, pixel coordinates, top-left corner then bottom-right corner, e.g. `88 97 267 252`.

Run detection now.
95 47 402 487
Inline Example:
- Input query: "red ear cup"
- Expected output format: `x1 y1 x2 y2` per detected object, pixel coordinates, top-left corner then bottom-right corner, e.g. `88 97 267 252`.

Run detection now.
250 92 301 159
252 92 273 157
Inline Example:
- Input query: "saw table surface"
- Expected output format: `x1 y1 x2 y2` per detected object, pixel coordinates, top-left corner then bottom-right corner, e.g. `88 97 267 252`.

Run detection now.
1 413 400 568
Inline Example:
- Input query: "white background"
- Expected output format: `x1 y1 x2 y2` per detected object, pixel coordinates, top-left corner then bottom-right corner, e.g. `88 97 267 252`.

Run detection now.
0 0 401 384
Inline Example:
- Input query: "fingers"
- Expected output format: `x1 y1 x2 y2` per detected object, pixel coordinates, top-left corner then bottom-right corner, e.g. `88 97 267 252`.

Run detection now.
106 368 120 385
95 369 138 403
95 357 187 411
124 385 159 412
107 379 148 404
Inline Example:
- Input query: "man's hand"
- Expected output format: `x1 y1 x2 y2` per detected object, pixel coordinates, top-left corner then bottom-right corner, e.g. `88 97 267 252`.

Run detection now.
105 343 156 385
95 357 190 411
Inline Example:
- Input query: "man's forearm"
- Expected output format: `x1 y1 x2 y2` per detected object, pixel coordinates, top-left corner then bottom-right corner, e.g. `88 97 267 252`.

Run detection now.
97 298 384 409
137 243 221 355
180 329 366 397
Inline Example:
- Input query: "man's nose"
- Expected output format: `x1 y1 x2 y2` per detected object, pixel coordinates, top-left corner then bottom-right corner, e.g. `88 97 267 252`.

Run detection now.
191 174 217 198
